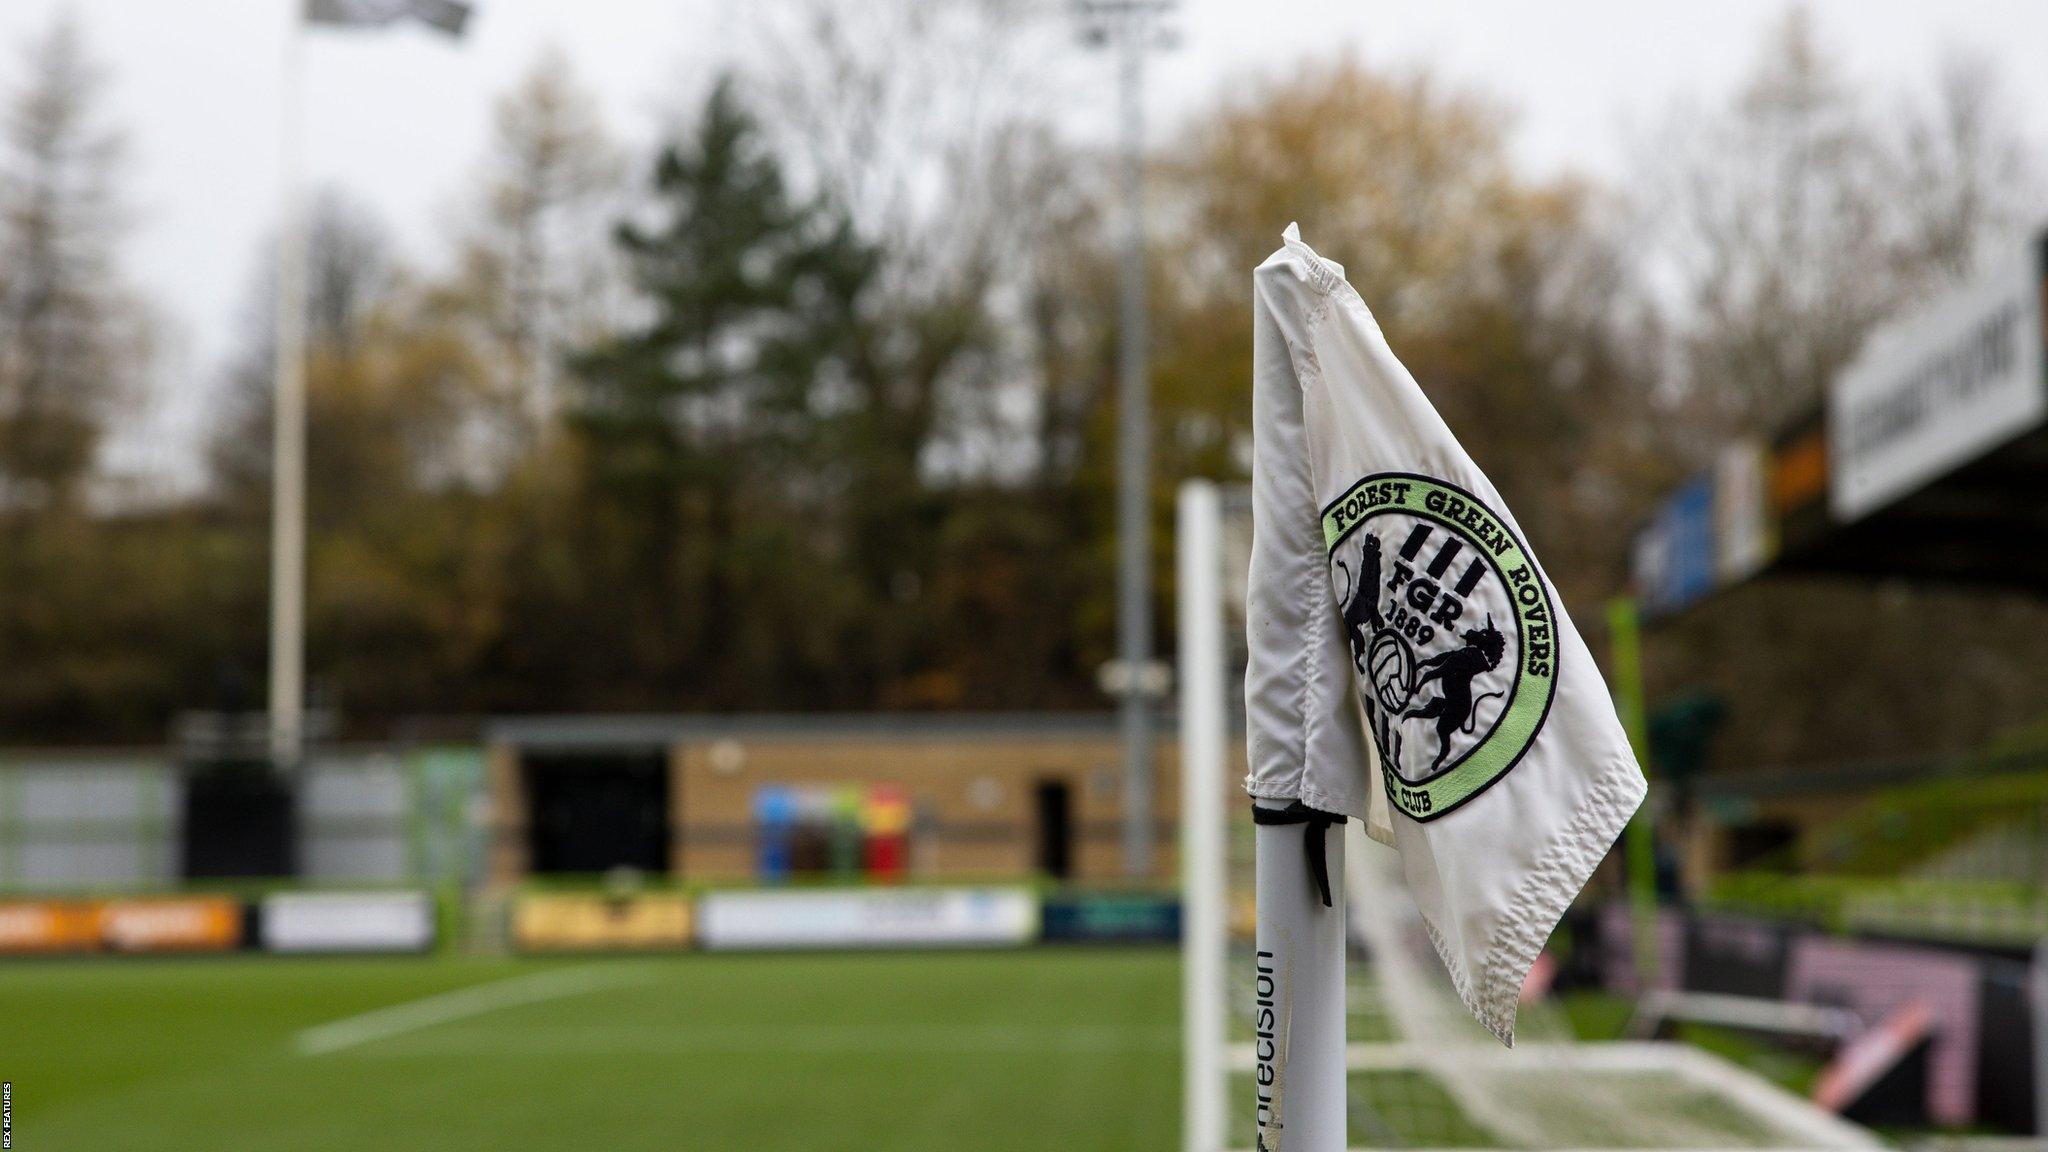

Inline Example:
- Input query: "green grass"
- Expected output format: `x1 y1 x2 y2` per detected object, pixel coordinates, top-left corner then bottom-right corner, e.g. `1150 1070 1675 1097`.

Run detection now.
1556 990 1636 1041
0 949 1181 1151
1559 992 1824 1096
1227 1070 1503 1148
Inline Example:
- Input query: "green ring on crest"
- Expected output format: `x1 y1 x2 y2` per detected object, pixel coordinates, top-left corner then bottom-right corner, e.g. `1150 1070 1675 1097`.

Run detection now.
1321 473 1558 822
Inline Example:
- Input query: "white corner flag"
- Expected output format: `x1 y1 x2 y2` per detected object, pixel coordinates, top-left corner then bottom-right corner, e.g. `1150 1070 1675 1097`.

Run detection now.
304 0 472 36
1245 224 1645 1048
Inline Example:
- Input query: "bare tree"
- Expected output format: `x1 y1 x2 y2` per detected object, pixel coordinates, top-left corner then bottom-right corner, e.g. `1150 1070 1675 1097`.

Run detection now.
745 0 1066 259
1891 49 2039 287
1644 8 1890 435
740 0 1089 483
452 47 625 450
208 189 398 500
0 14 145 511
306 188 394 357
1644 7 2040 439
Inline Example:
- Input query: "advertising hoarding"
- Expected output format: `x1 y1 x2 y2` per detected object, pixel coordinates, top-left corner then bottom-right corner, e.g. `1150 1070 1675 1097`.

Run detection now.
1040 893 1179 944
0 898 243 954
1713 440 1774 582
511 893 694 952
698 886 1035 950
0 901 101 954
1830 252 2047 520
98 897 243 953
1633 475 1717 617
1768 412 1830 557
262 891 435 953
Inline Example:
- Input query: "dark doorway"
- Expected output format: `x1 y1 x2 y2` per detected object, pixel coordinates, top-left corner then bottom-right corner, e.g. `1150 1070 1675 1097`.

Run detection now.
1035 780 1073 880
1727 820 1798 870
525 752 671 875
182 762 296 879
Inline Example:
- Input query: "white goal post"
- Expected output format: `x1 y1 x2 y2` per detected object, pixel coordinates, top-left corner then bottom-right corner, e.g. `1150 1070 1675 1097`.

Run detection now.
1179 479 1230 1152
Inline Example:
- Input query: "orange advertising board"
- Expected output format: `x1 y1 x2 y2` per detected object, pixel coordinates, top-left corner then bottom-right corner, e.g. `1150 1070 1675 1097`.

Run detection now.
0 901 101 954
0 897 244 955
97 898 243 953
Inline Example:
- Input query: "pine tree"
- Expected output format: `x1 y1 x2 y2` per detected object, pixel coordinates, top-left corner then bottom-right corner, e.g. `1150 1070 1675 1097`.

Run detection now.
570 77 878 702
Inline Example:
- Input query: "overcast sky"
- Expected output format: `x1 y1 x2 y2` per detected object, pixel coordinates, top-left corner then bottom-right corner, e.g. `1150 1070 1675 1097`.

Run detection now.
6 0 2047 485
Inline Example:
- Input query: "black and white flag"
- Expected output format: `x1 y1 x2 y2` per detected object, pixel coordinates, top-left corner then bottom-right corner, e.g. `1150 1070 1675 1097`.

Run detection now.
304 0 471 37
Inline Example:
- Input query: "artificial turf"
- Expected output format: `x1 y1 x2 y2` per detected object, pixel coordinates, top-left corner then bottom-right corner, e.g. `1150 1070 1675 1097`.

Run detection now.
0 948 1181 1151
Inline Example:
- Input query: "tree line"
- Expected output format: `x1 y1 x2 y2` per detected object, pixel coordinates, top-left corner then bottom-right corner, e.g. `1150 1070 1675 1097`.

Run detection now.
0 5 2043 771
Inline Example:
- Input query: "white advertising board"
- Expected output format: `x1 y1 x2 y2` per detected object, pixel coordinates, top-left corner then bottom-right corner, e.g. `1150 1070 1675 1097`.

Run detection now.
261 891 435 953
697 886 1036 950
1714 440 1773 582
1830 254 2046 520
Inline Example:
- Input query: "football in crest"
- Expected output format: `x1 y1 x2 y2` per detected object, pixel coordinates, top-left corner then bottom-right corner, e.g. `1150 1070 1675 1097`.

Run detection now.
1366 629 1415 714
1323 473 1559 821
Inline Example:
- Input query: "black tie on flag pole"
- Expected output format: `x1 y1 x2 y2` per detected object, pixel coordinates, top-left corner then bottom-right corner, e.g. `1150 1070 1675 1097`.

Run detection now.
267 0 472 772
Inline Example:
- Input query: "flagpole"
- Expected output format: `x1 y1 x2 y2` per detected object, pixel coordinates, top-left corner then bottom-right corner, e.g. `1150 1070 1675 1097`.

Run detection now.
1076 0 1177 880
1253 800 1347 1152
269 13 309 768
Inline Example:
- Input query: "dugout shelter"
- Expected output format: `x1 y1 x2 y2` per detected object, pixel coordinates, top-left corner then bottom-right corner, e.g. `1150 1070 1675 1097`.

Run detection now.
481 713 1205 888
1635 229 2048 612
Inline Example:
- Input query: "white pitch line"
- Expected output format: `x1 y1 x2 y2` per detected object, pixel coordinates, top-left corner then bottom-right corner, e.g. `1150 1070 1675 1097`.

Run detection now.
325 1021 1180 1057
295 964 658 1056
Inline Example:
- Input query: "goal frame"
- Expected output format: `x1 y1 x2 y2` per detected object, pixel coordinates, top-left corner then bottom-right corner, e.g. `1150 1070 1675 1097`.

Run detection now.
1178 480 1229 1152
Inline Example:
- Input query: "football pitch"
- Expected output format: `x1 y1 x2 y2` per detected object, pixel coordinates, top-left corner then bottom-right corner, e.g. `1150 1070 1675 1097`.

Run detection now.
0 948 1181 1151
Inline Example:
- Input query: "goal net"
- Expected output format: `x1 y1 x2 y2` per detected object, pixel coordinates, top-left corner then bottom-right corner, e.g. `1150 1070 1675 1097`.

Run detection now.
1177 480 1878 1152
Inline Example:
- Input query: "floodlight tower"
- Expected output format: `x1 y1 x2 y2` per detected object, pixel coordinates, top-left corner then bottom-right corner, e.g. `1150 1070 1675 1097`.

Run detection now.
1076 0 1178 880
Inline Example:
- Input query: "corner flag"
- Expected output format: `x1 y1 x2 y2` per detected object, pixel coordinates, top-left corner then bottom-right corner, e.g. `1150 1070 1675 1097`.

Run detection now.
1245 224 1645 1047
304 0 471 36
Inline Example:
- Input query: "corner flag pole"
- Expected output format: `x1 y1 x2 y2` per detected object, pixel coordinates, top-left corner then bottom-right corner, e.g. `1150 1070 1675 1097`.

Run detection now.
1253 799 1347 1152
269 16 310 768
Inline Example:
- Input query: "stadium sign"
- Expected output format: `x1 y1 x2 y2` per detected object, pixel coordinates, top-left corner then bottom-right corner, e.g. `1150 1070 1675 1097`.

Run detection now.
1713 441 1774 583
0 898 243 954
1830 250 2047 521
1632 475 1716 618
0 901 100 954
512 893 693 952
697 886 1036 950
261 892 435 953
1040 893 1180 943
99 898 242 953
1768 411 1830 555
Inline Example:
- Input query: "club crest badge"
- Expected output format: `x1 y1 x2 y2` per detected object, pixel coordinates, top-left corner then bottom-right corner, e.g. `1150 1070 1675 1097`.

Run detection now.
1322 473 1558 821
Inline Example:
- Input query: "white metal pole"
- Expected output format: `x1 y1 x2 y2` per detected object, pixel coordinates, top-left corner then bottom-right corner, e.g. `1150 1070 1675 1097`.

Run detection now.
1178 481 1227 1152
1074 1 1178 881
1113 1 1155 880
269 18 309 767
2032 939 2047 1139
1253 801 1347 1152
